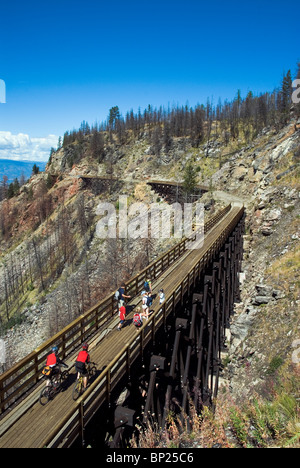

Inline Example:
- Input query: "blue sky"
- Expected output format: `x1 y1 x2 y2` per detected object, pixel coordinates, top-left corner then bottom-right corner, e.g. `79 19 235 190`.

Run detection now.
0 0 299 161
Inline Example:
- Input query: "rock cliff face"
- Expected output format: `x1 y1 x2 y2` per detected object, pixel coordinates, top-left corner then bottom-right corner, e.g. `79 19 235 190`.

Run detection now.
0 118 299 413
209 122 300 402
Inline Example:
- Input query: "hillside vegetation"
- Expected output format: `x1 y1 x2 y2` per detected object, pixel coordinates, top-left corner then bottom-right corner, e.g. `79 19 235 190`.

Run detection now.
0 65 299 447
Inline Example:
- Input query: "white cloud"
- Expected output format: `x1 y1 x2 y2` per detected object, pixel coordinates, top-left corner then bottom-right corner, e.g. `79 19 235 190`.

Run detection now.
0 131 58 162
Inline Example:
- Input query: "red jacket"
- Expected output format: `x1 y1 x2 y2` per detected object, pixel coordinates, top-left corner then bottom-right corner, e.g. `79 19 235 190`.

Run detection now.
46 353 57 367
76 350 90 364
119 306 126 321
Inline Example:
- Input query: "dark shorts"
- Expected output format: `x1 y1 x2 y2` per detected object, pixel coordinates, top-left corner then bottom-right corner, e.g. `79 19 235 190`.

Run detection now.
75 361 88 376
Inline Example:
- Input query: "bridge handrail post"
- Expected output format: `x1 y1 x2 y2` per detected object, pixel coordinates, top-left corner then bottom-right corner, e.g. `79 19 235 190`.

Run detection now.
80 316 85 344
34 355 39 385
162 302 167 329
79 401 85 448
135 277 139 297
106 371 111 406
0 380 4 414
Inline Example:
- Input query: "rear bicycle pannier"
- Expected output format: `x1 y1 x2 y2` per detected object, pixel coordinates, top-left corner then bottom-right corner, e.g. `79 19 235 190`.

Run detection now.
42 366 52 377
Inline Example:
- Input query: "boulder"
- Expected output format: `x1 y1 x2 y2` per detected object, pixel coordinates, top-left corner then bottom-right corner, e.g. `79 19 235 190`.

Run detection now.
255 284 273 296
253 295 272 305
263 209 282 222
230 307 257 347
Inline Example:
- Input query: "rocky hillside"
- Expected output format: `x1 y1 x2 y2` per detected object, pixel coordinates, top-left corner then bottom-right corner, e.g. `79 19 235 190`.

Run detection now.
0 112 299 448
211 121 300 402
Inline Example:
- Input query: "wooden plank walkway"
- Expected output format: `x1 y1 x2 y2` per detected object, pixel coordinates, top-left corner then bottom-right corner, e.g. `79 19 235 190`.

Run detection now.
0 205 243 448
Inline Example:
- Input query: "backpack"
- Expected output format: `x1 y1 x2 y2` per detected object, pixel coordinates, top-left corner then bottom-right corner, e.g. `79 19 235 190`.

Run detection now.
146 296 153 307
114 290 120 301
42 366 52 377
133 313 143 328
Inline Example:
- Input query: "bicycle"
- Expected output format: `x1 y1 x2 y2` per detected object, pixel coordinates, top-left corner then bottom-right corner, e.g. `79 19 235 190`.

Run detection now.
72 362 97 401
39 366 69 406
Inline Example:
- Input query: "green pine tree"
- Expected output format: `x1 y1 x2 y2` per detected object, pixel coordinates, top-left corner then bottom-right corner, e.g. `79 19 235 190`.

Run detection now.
32 164 40 175
183 162 198 202
280 70 293 124
108 106 121 129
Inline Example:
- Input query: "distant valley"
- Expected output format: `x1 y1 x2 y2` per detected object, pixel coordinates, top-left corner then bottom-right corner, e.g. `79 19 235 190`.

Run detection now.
0 159 47 183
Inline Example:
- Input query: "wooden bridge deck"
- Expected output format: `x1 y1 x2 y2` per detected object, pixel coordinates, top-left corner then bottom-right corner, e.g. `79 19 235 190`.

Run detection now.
0 204 243 448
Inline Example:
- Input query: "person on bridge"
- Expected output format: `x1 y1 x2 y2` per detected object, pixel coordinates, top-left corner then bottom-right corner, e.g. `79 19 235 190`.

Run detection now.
45 346 68 386
118 284 131 307
117 304 126 331
133 306 148 328
142 292 153 319
144 278 152 294
75 343 91 390
159 289 165 304
142 292 150 318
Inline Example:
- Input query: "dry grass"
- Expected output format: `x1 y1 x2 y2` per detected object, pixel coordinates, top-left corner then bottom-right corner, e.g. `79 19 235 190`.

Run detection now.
266 243 300 296
130 367 300 448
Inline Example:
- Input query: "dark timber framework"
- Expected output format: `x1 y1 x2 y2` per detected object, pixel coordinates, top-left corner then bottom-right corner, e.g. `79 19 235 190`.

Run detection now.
110 213 244 447
147 180 208 204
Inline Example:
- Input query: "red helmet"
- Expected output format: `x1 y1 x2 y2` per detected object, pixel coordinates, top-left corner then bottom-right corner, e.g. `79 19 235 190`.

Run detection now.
82 343 89 351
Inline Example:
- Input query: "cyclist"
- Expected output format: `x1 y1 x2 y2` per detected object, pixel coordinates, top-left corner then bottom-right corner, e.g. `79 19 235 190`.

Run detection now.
45 346 68 386
75 343 91 390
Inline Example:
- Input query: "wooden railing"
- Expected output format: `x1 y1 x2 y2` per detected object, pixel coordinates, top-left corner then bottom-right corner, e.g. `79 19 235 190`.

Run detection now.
0 204 231 414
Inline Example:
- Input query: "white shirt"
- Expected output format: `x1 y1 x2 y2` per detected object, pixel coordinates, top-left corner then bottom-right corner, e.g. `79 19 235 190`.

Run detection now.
159 292 165 304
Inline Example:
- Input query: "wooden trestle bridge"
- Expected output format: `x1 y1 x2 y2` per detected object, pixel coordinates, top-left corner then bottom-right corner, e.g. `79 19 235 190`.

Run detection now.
0 200 245 448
